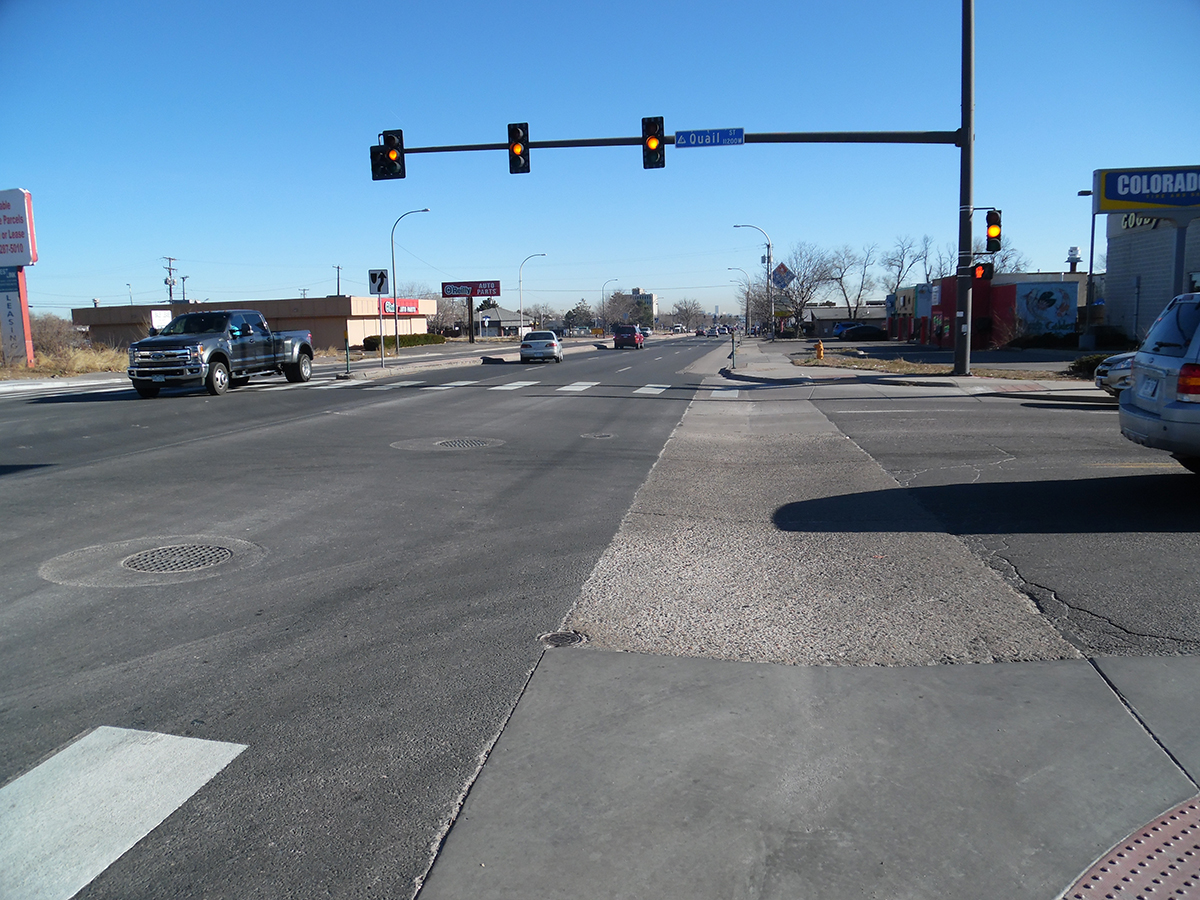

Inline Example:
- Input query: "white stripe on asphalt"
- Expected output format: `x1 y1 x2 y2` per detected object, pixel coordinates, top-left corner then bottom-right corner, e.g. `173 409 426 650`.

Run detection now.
365 381 425 391
312 379 358 389
634 384 671 395
259 380 331 391
617 367 632 373
489 381 540 391
0 726 246 900
558 382 600 392
421 381 479 391
709 390 740 399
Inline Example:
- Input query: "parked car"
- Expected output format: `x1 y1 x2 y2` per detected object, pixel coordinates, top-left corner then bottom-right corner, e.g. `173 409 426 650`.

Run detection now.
613 324 644 350
1094 351 1135 396
520 330 563 363
831 321 860 338
1119 292 1200 473
838 324 889 341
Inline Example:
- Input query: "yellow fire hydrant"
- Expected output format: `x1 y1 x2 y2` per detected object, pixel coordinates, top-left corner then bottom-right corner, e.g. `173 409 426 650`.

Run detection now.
815 339 824 360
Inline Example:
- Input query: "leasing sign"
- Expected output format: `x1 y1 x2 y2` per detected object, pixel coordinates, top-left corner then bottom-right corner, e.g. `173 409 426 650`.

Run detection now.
0 189 37 267
1093 166 1200 214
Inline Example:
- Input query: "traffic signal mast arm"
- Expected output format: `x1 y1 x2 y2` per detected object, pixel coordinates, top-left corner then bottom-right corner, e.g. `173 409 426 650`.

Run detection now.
400 129 963 155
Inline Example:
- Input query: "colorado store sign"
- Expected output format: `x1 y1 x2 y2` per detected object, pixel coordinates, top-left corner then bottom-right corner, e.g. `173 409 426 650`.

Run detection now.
1093 166 1200 214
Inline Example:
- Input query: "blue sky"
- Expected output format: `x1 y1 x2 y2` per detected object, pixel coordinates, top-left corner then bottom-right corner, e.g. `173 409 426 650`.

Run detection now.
4 0 1198 316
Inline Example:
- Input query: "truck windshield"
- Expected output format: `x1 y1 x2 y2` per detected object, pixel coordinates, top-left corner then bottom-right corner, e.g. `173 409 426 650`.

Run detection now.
159 313 231 335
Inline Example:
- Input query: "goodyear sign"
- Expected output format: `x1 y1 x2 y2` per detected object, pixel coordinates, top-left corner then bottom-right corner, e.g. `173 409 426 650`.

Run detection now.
1093 166 1200 214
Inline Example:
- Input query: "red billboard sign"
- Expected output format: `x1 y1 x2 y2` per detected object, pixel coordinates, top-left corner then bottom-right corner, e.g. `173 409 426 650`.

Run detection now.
379 298 421 315
442 281 500 298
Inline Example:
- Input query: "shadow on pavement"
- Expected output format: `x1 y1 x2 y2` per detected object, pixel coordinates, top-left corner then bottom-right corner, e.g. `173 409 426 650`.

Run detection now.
773 473 1200 534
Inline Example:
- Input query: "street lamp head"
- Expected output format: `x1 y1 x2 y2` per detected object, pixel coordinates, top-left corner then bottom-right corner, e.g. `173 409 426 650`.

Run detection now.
1077 190 1092 197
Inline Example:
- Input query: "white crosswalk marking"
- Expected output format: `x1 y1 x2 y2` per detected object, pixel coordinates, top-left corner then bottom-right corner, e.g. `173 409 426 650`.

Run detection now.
634 384 671 395
710 389 740 399
489 381 540 391
365 381 425 391
0 727 245 900
312 379 358 390
260 380 329 391
557 382 599 393
421 380 479 391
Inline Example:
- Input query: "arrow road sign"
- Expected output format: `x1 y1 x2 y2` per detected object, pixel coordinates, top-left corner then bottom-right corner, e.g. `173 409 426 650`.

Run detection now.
368 269 389 295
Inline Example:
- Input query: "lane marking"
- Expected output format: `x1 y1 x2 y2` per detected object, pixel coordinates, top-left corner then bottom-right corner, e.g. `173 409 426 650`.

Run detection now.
0 726 246 900
654 356 664 360
489 381 539 391
634 384 671 395
617 366 632 373
558 382 599 393
421 381 479 391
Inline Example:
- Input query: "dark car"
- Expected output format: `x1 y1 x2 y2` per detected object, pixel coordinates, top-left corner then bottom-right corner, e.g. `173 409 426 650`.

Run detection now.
613 324 644 350
838 324 889 341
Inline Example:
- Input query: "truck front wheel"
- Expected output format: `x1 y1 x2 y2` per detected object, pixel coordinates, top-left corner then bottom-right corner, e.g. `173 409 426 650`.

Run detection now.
206 361 230 395
285 352 313 383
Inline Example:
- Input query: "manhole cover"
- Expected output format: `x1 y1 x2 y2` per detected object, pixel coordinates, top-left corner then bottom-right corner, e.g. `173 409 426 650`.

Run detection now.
436 438 499 450
1062 794 1200 899
539 631 586 648
122 544 234 573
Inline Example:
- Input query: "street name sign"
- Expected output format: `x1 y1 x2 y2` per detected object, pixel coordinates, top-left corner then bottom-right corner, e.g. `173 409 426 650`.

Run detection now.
674 128 744 148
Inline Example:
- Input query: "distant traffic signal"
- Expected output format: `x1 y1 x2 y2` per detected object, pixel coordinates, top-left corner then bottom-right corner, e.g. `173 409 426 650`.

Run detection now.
508 123 530 174
371 130 405 180
642 116 665 169
985 209 1002 252
973 261 995 280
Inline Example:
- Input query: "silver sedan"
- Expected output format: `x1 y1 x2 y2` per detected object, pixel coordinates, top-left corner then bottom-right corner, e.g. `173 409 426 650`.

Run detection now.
520 331 564 363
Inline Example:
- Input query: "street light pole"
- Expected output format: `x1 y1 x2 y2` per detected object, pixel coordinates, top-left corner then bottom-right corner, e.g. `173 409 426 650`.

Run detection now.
735 224 773 339
600 278 618 331
728 267 750 333
1078 189 1098 349
519 253 546 337
389 208 430 364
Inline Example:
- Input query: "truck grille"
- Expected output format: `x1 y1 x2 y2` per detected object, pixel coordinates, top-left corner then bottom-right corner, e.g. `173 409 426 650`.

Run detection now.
129 348 199 378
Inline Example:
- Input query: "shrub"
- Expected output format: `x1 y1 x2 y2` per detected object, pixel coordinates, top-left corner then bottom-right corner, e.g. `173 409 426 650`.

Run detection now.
362 333 447 352
1067 353 1112 379
30 313 86 354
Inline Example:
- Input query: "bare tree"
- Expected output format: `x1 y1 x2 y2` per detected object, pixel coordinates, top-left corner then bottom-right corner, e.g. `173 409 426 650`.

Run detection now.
880 235 925 294
972 235 1031 274
597 291 632 330
828 244 878 320
671 298 704 330
930 242 958 280
773 242 834 328
918 235 938 284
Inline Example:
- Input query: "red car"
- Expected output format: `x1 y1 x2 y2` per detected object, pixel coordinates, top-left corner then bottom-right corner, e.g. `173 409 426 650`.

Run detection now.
613 324 644 349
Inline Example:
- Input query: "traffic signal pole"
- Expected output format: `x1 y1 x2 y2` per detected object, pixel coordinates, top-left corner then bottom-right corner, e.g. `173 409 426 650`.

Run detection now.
954 0 974 376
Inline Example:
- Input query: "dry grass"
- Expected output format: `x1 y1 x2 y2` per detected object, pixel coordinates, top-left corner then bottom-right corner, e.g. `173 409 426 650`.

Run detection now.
793 351 1078 382
0 347 129 380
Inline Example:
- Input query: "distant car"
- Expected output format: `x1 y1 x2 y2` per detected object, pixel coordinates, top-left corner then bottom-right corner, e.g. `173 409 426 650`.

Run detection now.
1119 292 1200 473
695 329 705 336
838 324 889 341
639 326 653 339
717 326 729 335
831 321 860 338
520 330 563 363
613 324 644 350
1094 351 1135 396
672 324 684 333
705 327 718 336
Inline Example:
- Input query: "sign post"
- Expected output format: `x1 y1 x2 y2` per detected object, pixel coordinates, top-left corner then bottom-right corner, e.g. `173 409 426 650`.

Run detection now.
0 189 37 368
369 269 389 365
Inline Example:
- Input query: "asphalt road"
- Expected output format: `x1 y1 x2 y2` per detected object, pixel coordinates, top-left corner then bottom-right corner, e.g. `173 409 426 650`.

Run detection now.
0 336 722 899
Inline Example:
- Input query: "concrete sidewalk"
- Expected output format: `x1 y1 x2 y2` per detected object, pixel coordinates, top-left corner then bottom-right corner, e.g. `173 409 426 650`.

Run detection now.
416 339 1198 900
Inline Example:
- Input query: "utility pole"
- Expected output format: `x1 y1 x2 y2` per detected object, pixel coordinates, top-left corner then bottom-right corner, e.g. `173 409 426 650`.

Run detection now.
180 274 188 304
333 265 341 296
952 0 975 376
300 288 308 298
162 257 177 303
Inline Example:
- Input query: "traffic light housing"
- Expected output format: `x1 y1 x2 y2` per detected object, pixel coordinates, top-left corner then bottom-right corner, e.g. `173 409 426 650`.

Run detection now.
642 116 665 169
371 130 405 180
508 123 530 174
973 261 995 280
985 209 1002 252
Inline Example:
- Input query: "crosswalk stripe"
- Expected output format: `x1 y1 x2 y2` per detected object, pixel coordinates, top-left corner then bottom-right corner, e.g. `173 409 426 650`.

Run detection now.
489 381 540 391
557 382 600 393
0 727 245 900
710 389 740 399
312 380 357 390
421 380 479 391
634 384 671 395
365 380 425 391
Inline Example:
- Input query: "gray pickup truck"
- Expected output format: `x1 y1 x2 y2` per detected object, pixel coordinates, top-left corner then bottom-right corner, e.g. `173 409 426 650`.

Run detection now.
127 309 315 398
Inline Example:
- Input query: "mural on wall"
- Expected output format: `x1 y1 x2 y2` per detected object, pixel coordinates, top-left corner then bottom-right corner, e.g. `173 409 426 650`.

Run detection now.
1016 282 1078 335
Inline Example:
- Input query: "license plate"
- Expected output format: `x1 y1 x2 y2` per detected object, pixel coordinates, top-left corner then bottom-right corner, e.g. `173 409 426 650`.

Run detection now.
152 375 165 383
1137 377 1158 400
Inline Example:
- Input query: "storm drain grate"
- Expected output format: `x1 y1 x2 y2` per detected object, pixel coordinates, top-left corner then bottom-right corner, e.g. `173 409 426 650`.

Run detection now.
539 631 586 648
1063 795 1200 899
581 433 614 440
121 544 234 573
436 438 502 450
